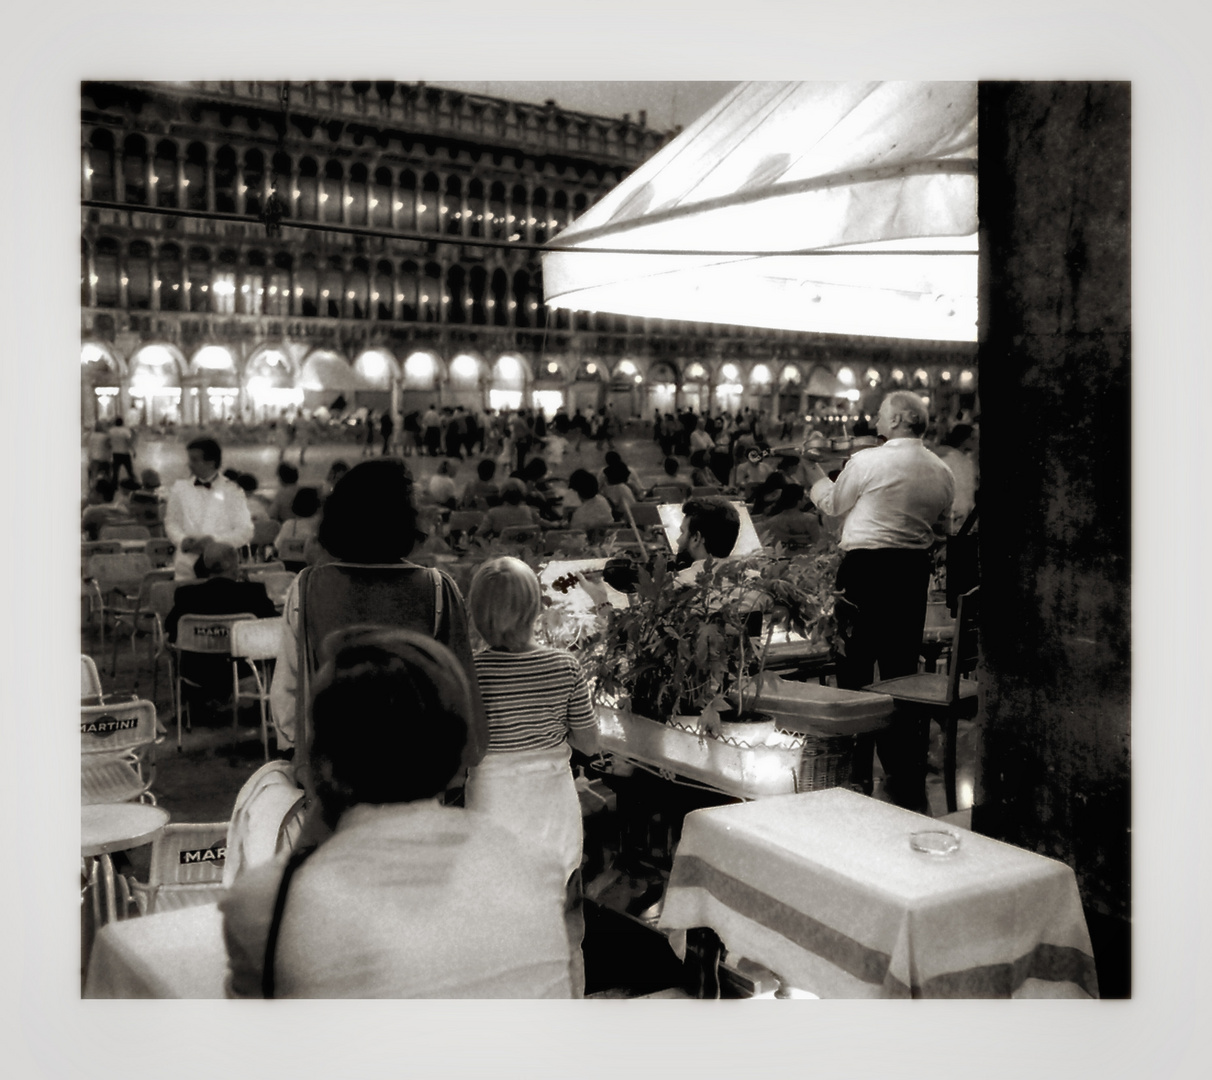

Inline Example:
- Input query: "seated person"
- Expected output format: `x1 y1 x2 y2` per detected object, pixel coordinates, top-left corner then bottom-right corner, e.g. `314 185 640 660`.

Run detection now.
597 451 644 501
275 487 322 570
601 461 638 518
266 463 300 522
688 449 718 489
516 457 560 521
477 479 538 537
757 483 821 549
459 458 500 510
165 541 279 710
566 470 614 530
81 478 134 540
236 473 272 523
648 456 692 501
221 629 573 998
427 460 459 509
674 495 741 584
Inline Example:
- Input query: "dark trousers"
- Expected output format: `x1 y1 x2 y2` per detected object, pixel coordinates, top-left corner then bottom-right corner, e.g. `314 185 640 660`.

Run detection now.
112 453 135 482
833 548 932 804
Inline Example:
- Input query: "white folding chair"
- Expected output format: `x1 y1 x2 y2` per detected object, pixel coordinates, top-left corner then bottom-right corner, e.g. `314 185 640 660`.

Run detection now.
129 821 229 916
172 613 256 752
80 699 160 805
84 552 153 652
108 568 174 683
81 654 103 701
230 617 285 761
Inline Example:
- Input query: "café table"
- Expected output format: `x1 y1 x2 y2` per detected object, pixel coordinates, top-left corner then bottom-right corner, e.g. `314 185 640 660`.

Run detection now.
84 902 228 998
81 802 169 927
658 787 1099 998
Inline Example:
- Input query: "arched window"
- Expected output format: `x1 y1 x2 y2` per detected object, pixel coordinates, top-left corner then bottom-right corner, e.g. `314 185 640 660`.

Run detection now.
370 166 392 228
467 179 485 238
552 190 568 234
123 134 148 204
158 243 183 311
469 265 487 325
87 130 115 201
322 160 344 224
242 250 266 314
573 192 588 218
126 240 152 309
443 174 462 236
296 156 319 220
349 256 370 319
296 253 319 317
398 261 419 321
243 148 264 216
490 267 508 326
322 255 344 318
267 251 292 316
489 182 506 240
420 173 440 233
270 150 292 205
153 140 178 208
94 237 120 307
397 170 417 230
512 270 531 328
532 187 549 244
373 259 394 320
184 142 208 212
214 145 238 213
187 246 211 312
421 262 441 322
446 265 466 324
510 185 528 242
213 248 238 314
347 163 368 225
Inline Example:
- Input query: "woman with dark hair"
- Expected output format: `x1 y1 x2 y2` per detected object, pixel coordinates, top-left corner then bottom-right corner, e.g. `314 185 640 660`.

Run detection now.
225 629 572 998
269 459 485 763
757 483 821 550
274 486 322 571
566 469 613 529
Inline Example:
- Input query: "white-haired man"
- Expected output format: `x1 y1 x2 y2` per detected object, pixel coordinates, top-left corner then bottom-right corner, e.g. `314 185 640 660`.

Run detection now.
802 391 955 809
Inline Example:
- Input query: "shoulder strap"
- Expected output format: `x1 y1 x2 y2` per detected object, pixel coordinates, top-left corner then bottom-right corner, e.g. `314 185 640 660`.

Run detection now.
430 566 443 635
262 843 317 999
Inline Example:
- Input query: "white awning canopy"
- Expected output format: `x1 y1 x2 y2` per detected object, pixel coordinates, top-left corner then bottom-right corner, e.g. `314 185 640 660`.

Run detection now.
542 82 978 343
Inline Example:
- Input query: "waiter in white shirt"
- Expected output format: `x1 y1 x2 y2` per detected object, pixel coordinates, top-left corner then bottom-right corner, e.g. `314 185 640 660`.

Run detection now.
802 391 954 807
164 437 255 580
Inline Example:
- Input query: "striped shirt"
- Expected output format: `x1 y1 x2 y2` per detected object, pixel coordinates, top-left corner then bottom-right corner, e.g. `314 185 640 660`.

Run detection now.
473 647 595 753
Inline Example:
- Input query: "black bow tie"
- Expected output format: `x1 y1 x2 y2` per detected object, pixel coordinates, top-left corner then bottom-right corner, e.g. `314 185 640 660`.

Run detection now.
194 478 213 489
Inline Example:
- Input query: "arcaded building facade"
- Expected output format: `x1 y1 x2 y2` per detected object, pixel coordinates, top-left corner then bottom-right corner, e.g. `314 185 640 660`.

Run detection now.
80 80 977 429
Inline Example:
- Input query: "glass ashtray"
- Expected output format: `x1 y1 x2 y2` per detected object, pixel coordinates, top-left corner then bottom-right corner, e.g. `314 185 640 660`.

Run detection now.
909 830 961 856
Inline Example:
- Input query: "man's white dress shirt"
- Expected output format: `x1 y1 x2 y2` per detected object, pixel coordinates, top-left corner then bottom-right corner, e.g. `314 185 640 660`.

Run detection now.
164 474 255 579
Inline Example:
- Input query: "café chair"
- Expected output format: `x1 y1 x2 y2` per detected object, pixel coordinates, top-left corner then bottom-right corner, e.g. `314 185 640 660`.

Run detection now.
81 654 104 700
146 580 180 704
99 524 152 542
108 568 174 682
650 485 688 503
172 613 257 752
130 821 229 916
864 587 980 814
229 617 285 761
81 698 160 805
144 538 176 569
84 552 154 651
276 535 309 567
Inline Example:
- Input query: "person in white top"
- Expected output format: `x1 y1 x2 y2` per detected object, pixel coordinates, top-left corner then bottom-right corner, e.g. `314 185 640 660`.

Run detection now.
163 437 255 580
802 391 955 808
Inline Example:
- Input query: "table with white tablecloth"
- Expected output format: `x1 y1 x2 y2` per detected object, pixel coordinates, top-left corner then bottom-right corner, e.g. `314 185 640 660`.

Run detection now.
658 788 1098 998
84 902 228 998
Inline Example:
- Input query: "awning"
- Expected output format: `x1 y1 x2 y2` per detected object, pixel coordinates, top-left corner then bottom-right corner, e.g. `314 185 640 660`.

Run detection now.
542 82 977 343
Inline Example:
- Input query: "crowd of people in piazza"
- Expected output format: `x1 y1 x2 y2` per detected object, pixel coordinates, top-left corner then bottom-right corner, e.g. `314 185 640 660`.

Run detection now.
81 388 978 997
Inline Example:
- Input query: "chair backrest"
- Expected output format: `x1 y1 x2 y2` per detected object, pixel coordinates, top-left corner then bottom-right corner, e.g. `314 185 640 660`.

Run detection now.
99 524 152 541
144 538 176 568
946 587 980 701
276 536 309 562
80 698 158 756
81 654 103 699
85 552 154 590
174 613 257 656
230 616 284 661
446 510 485 534
82 540 122 559
651 485 686 504
147 822 229 887
148 579 179 619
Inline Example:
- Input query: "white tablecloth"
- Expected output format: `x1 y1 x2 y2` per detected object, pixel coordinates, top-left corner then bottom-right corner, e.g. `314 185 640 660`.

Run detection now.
84 903 228 998
658 788 1098 998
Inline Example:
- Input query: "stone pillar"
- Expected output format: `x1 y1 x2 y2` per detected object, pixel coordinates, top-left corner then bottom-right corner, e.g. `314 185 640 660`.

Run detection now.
145 155 156 207
176 155 187 210
85 245 97 308
973 82 1130 996
113 144 126 203
81 141 92 201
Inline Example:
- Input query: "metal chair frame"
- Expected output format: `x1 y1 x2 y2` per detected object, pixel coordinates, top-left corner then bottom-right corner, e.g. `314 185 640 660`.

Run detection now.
172 613 257 752
81 698 160 805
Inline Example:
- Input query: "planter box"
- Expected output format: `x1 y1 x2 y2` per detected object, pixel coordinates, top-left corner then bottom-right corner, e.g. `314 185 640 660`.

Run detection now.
744 672 895 737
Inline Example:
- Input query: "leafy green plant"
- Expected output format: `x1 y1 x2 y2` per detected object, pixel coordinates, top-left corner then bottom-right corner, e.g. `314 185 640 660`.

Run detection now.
583 540 843 722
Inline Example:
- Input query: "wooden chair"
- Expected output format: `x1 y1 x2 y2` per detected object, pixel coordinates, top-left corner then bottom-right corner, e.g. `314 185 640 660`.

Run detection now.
864 587 980 814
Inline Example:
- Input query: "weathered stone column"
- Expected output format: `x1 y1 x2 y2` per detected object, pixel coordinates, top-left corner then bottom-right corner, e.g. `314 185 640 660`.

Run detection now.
974 81 1131 996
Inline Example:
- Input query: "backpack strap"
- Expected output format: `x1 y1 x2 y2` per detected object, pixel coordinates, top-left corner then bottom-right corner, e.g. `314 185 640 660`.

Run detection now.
261 843 317 999
430 566 443 636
